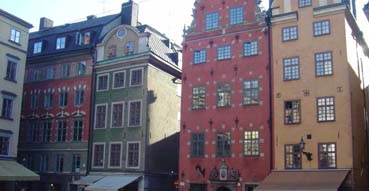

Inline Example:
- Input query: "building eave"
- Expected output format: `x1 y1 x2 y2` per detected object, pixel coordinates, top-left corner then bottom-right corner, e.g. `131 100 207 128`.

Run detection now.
0 9 33 29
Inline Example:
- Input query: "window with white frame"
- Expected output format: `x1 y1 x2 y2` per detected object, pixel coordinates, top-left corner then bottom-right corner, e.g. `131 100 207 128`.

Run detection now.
33 42 43 54
217 45 231 60
73 119 83 141
193 49 206 64
243 80 259 105
10 29 20 43
313 20 330 36
72 154 81 173
315 51 333 76
317 97 335 122
56 37 66 49
1 98 13 119
75 32 82 45
56 154 64 172
244 41 258 56
127 142 140 168
109 143 122 168
93 143 104 167
74 89 84 106
58 91 68 107
57 120 67 142
130 68 143 86
0 136 10 155
84 32 91 45
95 104 107 129
205 12 219 30
5 58 17 82
229 7 243 25
76 62 86 76
282 26 298 41
44 93 53 109
97 74 109 91
112 102 124 128
129 101 141 127
113 71 126 89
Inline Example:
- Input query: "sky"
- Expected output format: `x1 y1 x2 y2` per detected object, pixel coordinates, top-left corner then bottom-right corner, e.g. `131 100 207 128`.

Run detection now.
0 0 269 44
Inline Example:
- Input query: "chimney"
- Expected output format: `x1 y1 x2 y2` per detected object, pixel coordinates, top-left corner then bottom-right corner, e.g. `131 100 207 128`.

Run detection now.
39 17 54 31
87 15 97 20
121 0 139 27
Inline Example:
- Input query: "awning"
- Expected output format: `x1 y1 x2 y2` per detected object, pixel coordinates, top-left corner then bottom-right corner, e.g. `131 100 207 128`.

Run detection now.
85 175 140 191
255 170 349 191
72 175 105 185
0 160 39 181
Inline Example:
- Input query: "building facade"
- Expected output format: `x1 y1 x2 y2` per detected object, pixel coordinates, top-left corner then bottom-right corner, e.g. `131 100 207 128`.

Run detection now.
0 9 39 191
18 13 120 191
78 2 182 191
256 0 369 190
180 0 271 191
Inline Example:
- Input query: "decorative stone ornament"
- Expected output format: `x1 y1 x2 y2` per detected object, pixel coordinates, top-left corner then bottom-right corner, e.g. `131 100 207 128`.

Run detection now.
117 28 127 38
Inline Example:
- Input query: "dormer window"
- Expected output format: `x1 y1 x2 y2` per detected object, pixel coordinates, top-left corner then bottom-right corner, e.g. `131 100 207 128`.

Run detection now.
126 41 135 55
56 37 66 49
76 32 82 45
33 42 43 54
84 32 91 45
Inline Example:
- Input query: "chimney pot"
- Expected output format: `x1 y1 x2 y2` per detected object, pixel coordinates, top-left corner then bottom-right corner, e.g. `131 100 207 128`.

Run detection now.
121 0 139 26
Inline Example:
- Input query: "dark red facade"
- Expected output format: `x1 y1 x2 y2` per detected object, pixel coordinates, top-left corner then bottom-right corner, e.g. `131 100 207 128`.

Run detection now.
179 0 271 191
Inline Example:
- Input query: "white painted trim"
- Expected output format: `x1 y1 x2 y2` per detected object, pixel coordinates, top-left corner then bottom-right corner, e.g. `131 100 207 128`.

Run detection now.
111 101 125 128
94 103 108 129
92 142 105 169
108 141 123 169
127 100 142 127
129 67 144 87
126 141 141 169
112 70 126 90
96 73 110 92
95 63 148 74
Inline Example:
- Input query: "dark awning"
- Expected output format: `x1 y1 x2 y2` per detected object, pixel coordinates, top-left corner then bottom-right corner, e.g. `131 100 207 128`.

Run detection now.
85 175 140 191
72 175 105 185
0 160 39 181
255 170 349 191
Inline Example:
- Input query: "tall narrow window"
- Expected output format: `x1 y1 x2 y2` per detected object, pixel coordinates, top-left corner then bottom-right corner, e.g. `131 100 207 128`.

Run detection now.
33 42 43 54
243 80 259 105
32 122 41 143
317 97 335 122
10 29 20 43
31 95 38 110
46 67 55 80
193 50 206 64
41 154 49 172
113 71 125 89
0 136 10 155
75 32 82 45
1 98 13 119
42 121 52 143
57 120 67 142
216 132 231 157
244 131 259 156
282 26 298 41
244 41 258 56
73 119 83 141
109 143 122 168
217 45 231 60
283 57 300 80
126 41 135 54
56 154 64 173
315 52 333 76
313 20 330 36
130 68 143 86
191 133 205 157
5 59 17 82
229 7 243 25
93 144 105 168
44 93 53 109
129 101 141 127
83 32 91 45
112 102 124 128
76 62 86 76
285 144 301 169
58 91 68 107
61 64 70 78
74 89 84 106
192 86 206 110
285 100 301 124
318 143 336 169
205 12 219 30
216 83 231 107
72 154 81 173
56 37 66 49
95 104 107 129
127 142 140 168
97 74 109 91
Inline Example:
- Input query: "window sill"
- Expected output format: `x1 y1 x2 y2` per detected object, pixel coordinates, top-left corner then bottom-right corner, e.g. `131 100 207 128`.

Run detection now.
243 54 259 58
8 40 21 46
128 125 141 128
242 103 260 106
0 116 14 121
282 38 298 42
217 58 232 61
4 78 17 83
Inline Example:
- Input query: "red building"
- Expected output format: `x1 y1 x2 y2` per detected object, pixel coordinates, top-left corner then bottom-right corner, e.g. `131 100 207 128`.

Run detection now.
179 0 271 191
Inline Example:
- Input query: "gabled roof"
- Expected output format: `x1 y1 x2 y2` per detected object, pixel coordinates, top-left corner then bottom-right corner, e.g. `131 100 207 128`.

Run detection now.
0 9 33 29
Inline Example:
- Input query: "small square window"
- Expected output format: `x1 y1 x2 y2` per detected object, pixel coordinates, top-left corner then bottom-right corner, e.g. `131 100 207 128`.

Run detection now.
314 20 330 36
282 26 298 41
205 12 219 30
217 45 231 60
193 50 206 64
244 41 258 56
97 74 109 91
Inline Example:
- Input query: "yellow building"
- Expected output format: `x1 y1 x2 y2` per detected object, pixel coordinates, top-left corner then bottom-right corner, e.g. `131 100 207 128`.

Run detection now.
257 0 369 190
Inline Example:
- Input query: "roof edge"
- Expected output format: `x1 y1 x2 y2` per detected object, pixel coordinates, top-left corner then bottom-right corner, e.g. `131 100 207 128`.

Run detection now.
0 9 33 29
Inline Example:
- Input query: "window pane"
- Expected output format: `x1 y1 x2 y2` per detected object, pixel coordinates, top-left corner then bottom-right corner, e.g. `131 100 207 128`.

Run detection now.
285 100 301 124
127 143 139 167
95 105 107 128
129 101 141 126
192 87 206 110
114 72 125 88
112 103 124 127
283 57 299 80
217 84 232 107
243 80 259 105
244 41 258 56
205 12 219 30
217 45 231 60
244 131 259 156
230 7 243 25
193 50 206 64
216 132 231 157
285 144 301 169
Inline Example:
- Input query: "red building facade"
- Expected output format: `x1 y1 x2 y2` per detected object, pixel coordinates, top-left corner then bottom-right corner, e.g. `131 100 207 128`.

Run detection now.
179 0 271 191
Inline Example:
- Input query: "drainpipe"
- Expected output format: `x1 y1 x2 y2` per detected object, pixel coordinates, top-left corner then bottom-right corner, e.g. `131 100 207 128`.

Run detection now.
266 7 273 172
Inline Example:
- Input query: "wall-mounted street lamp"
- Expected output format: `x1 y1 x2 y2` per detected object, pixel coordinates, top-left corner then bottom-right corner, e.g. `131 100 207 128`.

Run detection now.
299 138 313 161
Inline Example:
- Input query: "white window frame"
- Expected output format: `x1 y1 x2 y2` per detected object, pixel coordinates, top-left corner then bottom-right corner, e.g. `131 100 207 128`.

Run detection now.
92 142 105 169
112 71 126 90
111 101 124 128
56 37 66 50
128 100 142 127
9 28 20 43
97 74 109 92
33 42 43 54
75 32 82 45
129 68 144 87
108 141 122 168
126 141 141 169
94 103 108 129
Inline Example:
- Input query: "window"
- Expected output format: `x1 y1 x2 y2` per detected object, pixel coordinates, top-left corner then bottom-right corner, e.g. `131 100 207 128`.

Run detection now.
95 104 107 129
229 7 243 25
84 32 91 45
217 45 231 60
244 131 259 156
74 89 84 106
318 143 336 168
216 83 231 107
0 136 10 155
127 142 140 168
56 37 66 49
44 93 53 109
113 71 125 89
285 144 301 169
216 132 231 157
31 70 40 81
314 20 330 36
109 143 122 168
243 80 259 105
205 12 219 30
317 97 335 122
130 68 143 86
108 45 117 58
10 29 20 43
61 64 70 78
31 95 38 110
93 143 105 168
42 121 52 143
58 91 68 107
285 100 301 124
31 122 41 143
76 62 86 76
282 26 298 41
112 102 124 128
97 74 109 91
5 59 17 81
126 41 135 54
75 32 82 45
72 154 81 173
193 50 206 64
57 120 67 142
315 52 333 76
56 154 64 173
46 67 55 80
41 154 49 172
129 101 141 127
33 42 42 54
192 86 206 110
73 120 83 141
191 133 205 157
1 98 13 119
244 41 258 56
298 0 312 7
283 57 300 80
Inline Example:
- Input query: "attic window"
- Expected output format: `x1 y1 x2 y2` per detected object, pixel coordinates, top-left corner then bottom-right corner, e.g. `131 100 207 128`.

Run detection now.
76 32 82 45
108 45 117 58
84 32 91 45
126 41 135 55
56 37 66 50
